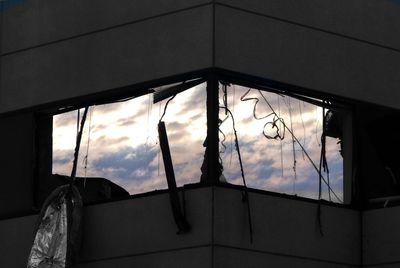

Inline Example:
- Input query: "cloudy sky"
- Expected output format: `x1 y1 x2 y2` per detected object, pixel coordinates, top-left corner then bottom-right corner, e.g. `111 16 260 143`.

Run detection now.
53 83 343 202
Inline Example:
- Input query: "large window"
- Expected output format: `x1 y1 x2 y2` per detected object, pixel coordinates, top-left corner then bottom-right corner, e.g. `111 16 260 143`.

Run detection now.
53 83 206 195
51 78 346 203
218 84 343 202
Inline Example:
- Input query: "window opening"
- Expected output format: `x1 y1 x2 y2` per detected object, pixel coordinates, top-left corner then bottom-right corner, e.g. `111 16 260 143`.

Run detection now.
53 83 206 196
52 77 346 204
218 84 344 203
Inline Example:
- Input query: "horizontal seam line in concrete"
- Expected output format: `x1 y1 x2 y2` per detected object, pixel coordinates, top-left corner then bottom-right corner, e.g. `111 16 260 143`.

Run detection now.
215 2 400 54
214 244 358 267
364 260 400 267
78 244 212 264
0 2 213 57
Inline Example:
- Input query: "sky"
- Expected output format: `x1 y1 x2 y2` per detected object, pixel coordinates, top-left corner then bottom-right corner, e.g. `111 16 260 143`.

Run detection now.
53 83 343 203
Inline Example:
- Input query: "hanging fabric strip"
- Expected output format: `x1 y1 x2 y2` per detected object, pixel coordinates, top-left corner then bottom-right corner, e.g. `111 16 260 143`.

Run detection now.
158 121 191 234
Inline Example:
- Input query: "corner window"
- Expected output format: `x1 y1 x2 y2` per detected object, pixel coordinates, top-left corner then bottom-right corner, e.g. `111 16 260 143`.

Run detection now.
50 77 348 204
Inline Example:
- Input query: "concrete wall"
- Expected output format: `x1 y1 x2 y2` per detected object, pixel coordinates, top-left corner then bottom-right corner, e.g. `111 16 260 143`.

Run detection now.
0 187 213 267
213 187 360 267
0 214 37 267
363 206 400 267
0 113 35 218
214 1 400 110
215 0 400 51
0 0 213 113
1 0 212 53
1 0 400 114
0 1 399 266
0 186 360 267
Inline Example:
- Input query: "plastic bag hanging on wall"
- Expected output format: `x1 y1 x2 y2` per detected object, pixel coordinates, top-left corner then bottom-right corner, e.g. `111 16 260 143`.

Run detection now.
27 185 82 268
28 107 88 267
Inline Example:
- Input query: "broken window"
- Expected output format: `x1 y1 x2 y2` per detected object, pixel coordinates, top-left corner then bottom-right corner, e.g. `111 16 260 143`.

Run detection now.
52 83 207 196
218 83 345 203
50 77 347 204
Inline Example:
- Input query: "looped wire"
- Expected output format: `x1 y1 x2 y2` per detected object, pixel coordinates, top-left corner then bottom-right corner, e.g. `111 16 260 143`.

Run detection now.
240 88 286 141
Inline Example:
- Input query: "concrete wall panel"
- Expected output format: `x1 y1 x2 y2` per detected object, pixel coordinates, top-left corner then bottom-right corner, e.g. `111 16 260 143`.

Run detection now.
214 246 358 268
213 187 360 266
80 188 212 261
0 188 212 266
0 113 35 217
0 5 213 113
0 215 36 267
215 6 400 109
363 206 400 266
1 0 211 53
216 0 400 50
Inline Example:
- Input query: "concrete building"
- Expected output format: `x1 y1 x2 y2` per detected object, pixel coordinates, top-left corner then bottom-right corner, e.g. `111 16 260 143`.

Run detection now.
1 0 400 267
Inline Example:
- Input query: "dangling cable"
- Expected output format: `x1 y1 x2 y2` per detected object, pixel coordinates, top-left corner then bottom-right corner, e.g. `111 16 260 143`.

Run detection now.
219 87 229 165
315 107 321 147
159 95 176 122
298 100 306 160
83 106 94 188
317 124 324 236
286 97 297 193
278 96 284 180
229 85 236 167
239 88 342 201
145 90 153 152
157 94 176 180
240 88 275 120
240 89 285 140
258 91 342 203
76 109 80 137
28 105 86 268
220 105 253 243
158 102 162 177
222 83 228 115
219 116 229 155
321 107 331 201
219 128 227 167
255 92 342 234
70 107 89 188
317 104 334 235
